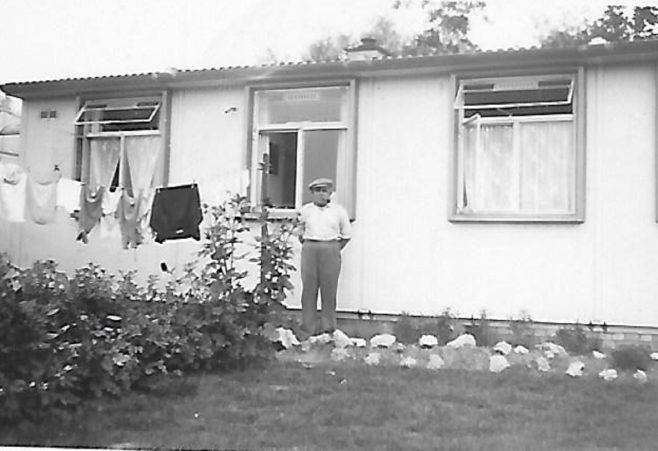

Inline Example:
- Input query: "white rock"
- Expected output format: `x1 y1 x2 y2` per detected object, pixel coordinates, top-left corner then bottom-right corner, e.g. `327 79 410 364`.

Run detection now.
634 369 648 384
536 357 551 372
592 350 606 359
446 333 476 349
544 350 555 360
332 329 352 348
493 341 513 355
419 334 439 348
513 345 529 355
598 369 618 381
489 355 510 373
273 327 300 349
427 354 445 370
651 352 658 361
538 342 567 356
309 333 333 345
364 352 381 366
370 333 396 349
400 356 417 368
330 347 349 362
301 340 312 353
566 361 585 377
351 338 367 348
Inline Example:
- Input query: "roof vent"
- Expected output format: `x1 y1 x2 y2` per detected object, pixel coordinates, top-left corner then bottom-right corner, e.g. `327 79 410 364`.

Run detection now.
345 37 393 62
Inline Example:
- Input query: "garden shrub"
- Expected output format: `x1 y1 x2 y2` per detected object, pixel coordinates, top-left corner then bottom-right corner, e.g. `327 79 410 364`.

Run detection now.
434 308 457 345
509 311 536 348
0 194 298 425
610 346 653 372
393 313 421 344
554 325 602 355
464 310 498 347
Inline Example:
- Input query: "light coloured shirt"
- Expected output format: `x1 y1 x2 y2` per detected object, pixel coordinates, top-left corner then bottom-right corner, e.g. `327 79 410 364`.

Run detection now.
299 202 351 241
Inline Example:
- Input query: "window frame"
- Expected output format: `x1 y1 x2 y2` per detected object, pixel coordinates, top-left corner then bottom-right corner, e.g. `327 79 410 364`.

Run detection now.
246 80 357 218
450 68 586 223
74 92 170 189
74 99 161 128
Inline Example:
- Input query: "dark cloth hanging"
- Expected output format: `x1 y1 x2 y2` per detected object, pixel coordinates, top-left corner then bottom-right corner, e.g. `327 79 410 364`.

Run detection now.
149 183 202 243
77 186 104 243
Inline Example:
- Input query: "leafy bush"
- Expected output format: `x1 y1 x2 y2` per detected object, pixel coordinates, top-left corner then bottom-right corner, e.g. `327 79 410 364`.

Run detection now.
509 311 536 348
0 194 298 425
610 346 653 372
393 313 421 344
434 308 457 345
554 325 602 355
464 310 498 347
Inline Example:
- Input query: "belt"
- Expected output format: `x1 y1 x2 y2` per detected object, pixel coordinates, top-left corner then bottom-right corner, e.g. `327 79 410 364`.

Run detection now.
304 239 339 243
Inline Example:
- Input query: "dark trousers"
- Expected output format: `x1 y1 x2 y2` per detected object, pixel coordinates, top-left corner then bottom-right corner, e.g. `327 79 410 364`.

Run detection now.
301 240 342 335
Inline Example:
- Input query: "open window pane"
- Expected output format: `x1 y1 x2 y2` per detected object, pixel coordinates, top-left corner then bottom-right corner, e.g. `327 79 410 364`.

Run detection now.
457 77 574 118
302 130 340 205
256 87 347 124
262 132 297 208
75 99 161 131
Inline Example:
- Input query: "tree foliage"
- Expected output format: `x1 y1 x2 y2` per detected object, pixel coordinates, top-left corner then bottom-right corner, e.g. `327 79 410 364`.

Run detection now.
541 5 658 48
302 17 404 61
398 0 484 56
301 0 484 62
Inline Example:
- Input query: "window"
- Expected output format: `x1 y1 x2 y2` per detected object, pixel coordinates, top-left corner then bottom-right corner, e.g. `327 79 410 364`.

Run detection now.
250 84 356 217
453 73 584 221
74 97 165 194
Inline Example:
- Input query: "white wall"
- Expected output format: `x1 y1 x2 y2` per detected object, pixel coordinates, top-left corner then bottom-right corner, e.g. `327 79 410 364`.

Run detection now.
339 63 658 326
4 62 658 326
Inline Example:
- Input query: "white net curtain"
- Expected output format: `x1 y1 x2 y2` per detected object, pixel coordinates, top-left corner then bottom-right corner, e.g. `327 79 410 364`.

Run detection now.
462 120 574 214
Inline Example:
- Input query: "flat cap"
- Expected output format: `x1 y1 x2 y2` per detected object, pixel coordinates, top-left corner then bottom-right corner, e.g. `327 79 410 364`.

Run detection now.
308 178 334 190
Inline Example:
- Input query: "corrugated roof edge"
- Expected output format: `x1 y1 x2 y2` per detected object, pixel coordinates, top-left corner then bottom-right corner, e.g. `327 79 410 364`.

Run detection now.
4 39 658 96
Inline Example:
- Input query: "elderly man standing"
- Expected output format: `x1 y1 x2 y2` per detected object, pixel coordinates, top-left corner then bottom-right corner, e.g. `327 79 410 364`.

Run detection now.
298 178 351 338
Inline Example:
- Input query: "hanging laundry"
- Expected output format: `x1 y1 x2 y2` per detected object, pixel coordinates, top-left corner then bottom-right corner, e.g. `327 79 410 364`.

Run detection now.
26 175 59 224
137 188 156 243
149 184 202 243
99 188 122 239
116 189 143 249
0 163 27 223
56 178 82 214
89 139 120 192
125 136 160 191
77 185 104 243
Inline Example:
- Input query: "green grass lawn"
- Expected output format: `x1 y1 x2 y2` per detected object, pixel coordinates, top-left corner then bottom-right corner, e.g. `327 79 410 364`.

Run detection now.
3 360 658 451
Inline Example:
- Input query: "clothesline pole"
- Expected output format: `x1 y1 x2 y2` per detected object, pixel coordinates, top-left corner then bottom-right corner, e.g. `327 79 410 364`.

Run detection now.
259 153 270 291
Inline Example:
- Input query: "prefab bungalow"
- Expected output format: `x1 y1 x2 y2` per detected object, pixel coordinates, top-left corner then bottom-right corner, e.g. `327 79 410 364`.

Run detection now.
3 39 658 330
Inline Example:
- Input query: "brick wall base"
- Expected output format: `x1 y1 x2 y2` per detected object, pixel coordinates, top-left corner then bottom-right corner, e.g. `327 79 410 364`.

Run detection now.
285 309 658 351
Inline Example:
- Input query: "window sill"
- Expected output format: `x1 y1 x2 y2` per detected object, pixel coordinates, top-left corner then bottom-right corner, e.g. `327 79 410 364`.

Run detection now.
449 212 584 224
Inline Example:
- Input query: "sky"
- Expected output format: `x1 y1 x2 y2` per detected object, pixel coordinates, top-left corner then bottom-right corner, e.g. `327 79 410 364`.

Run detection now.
0 0 654 84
